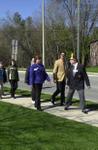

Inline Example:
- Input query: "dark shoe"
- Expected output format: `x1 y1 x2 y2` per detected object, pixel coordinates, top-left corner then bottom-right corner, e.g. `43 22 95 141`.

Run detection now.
82 109 88 114
51 99 55 105
11 96 16 99
65 101 72 106
37 107 42 111
64 106 69 110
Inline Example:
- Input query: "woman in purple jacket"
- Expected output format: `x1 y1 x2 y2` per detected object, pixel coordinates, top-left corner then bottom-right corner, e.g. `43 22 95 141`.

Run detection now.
29 56 50 110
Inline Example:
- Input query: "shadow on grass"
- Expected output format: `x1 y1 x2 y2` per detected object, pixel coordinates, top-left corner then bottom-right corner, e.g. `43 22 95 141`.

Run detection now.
41 99 50 103
43 85 55 89
16 90 31 97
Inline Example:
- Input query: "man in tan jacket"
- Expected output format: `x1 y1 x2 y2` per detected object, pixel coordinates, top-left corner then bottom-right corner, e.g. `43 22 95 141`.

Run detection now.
51 52 67 105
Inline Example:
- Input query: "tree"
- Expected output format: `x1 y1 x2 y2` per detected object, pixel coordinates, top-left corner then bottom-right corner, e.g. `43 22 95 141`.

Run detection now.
0 12 42 67
45 0 73 67
63 0 98 64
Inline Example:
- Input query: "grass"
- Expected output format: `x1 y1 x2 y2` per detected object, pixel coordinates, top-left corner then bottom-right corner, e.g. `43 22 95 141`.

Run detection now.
46 67 98 73
18 68 26 71
17 66 98 73
46 69 53 72
1 87 98 149
4 87 51 102
86 66 98 73
47 67 98 73
47 66 98 73
18 68 52 72
0 101 98 150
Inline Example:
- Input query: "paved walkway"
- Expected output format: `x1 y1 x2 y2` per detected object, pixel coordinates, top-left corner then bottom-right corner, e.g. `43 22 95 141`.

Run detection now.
1 94 98 127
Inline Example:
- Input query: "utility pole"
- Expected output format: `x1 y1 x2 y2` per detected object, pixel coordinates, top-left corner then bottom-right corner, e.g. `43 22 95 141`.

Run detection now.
42 0 45 65
77 0 80 62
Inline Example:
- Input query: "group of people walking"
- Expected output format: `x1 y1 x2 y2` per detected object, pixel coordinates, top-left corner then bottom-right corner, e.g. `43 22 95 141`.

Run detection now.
0 59 19 99
0 52 90 113
51 52 90 113
25 52 90 113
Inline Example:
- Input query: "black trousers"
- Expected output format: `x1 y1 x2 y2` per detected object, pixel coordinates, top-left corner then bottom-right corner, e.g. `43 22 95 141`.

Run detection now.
31 85 35 101
52 80 65 104
9 80 18 97
33 84 42 109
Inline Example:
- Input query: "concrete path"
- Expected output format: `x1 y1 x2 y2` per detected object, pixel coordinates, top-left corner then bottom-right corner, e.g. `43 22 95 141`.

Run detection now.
1 94 98 127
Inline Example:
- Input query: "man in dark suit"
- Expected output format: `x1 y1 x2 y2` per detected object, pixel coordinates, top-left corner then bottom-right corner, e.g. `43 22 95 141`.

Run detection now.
64 54 90 113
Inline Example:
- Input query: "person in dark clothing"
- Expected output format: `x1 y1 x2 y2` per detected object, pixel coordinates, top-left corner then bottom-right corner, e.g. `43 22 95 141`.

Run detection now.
0 62 7 99
8 59 19 98
64 53 91 113
29 56 50 110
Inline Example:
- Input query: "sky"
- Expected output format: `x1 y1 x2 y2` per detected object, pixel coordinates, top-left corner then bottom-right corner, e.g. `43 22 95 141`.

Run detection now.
0 0 42 19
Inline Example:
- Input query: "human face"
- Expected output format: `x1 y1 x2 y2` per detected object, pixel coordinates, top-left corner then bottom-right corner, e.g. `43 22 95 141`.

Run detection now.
0 63 3 68
36 59 41 64
60 53 65 60
70 59 76 65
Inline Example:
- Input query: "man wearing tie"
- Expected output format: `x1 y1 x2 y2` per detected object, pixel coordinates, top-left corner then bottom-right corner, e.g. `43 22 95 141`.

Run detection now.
64 53 90 113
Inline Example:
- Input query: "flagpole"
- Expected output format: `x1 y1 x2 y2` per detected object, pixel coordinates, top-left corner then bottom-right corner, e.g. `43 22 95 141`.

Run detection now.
77 0 80 62
42 0 45 65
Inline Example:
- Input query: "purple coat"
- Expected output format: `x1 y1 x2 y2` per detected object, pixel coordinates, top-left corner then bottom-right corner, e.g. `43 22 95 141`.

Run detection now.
29 63 50 85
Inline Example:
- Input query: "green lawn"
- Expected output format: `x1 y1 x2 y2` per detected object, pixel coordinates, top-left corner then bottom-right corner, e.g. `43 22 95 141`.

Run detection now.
86 66 98 73
18 66 98 73
46 67 98 73
0 102 98 150
4 87 51 102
